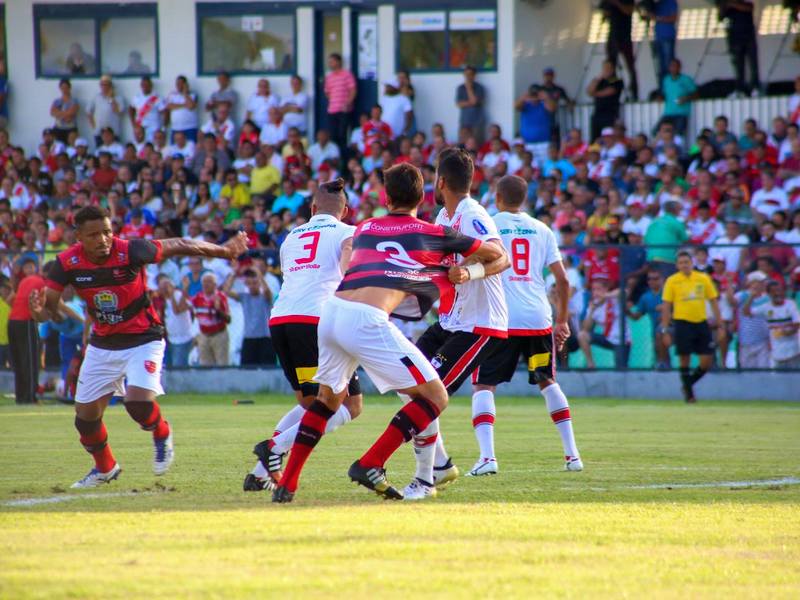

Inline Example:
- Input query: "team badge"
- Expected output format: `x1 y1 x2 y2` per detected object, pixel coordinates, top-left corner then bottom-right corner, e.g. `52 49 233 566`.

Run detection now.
69 255 79 265
473 219 488 235
431 354 446 369
93 290 122 324
144 360 157 374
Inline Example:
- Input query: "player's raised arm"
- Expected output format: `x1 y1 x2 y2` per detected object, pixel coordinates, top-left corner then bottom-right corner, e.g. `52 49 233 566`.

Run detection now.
159 231 249 261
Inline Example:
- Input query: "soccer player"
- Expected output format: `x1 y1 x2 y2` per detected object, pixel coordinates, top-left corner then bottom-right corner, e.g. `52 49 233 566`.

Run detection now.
470 175 582 476
242 178 363 492
271 162 503 503
660 251 723 403
403 146 510 500
29 206 248 488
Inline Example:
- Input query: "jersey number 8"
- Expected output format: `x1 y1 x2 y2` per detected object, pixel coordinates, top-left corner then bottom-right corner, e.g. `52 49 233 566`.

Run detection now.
510 238 530 275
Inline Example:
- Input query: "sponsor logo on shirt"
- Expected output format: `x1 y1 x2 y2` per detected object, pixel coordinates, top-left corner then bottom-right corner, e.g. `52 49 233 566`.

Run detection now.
473 219 488 235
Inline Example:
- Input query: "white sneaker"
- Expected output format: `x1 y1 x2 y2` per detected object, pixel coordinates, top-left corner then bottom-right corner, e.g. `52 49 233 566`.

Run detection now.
466 458 498 477
153 430 174 476
403 478 437 501
71 463 122 489
565 457 584 471
433 461 459 488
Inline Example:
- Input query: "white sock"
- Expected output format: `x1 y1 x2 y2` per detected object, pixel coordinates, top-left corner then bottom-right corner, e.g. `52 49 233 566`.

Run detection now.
413 419 439 485
472 390 496 460
542 383 579 459
271 405 352 455
433 427 450 468
251 461 268 479
272 404 305 438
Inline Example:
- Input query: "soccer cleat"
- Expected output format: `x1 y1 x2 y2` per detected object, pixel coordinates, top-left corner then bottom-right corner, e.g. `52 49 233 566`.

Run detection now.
565 457 584 472
403 478 437 501
153 429 174 476
271 485 295 503
243 473 276 492
466 458 499 477
433 459 460 488
253 440 284 480
348 461 403 500
70 463 122 489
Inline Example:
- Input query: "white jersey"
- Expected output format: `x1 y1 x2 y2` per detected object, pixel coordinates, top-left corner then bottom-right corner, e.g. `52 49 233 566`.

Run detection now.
435 197 508 337
751 300 800 361
494 211 561 334
269 213 355 325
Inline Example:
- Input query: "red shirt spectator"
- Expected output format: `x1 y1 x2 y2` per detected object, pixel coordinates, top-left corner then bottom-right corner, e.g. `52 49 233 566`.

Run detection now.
191 288 230 335
10 273 45 320
362 118 392 152
120 217 154 240
583 248 620 288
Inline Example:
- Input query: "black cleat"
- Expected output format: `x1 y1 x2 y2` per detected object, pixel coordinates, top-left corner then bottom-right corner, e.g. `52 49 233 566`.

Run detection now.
348 461 403 500
271 485 294 503
243 473 275 492
682 383 696 404
253 440 284 478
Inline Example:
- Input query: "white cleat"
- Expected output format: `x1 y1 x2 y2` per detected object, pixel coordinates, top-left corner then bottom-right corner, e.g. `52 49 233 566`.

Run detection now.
466 458 499 477
565 457 584 472
433 461 460 488
70 463 122 489
403 478 437 501
153 430 174 476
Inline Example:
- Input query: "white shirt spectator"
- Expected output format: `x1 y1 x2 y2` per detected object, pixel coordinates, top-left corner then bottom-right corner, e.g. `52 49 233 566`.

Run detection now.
710 233 749 272
201 116 236 149
89 93 126 136
751 185 789 218
379 93 412 139
622 215 652 237
246 93 280 129
260 121 289 147
687 217 724 244
349 127 364 152
751 300 800 362
233 156 257 183
281 91 309 133
165 140 196 160
164 290 195 345
166 91 198 131
97 142 125 162
506 152 529 175
482 151 509 171
131 91 164 137
308 141 341 173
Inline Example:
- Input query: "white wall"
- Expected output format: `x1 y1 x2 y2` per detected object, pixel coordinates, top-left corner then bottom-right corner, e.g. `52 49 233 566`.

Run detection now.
6 0 314 153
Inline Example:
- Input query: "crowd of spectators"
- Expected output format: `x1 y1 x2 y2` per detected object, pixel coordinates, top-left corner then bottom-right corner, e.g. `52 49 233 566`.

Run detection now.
0 51 799 396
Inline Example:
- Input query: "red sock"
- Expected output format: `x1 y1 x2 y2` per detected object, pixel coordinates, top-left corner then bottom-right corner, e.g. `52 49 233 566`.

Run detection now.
76 419 117 473
279 400 335 492
360 398 440 468
126 401 170 439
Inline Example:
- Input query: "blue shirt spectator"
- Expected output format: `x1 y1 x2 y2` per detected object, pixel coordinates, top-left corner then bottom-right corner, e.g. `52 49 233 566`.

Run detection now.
516 87 556 145
271 181 305 216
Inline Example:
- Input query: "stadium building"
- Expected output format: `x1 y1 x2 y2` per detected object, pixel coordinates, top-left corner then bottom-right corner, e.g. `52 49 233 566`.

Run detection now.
2 0 798 151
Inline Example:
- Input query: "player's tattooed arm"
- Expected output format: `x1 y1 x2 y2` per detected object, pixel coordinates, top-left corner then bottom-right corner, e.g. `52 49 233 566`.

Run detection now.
339 237 354 275
160 231 249 261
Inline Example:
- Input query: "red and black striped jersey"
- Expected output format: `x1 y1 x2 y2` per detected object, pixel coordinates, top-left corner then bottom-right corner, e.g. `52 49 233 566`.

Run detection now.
337 214 481 321
47 237 165 349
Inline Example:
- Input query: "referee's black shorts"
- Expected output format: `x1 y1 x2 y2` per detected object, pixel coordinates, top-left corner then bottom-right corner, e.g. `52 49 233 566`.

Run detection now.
673 319 714 356
269 322 361 397
475 333 556 387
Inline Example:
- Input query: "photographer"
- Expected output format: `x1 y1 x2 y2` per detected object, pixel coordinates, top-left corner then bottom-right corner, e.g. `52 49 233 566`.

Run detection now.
641 0 679 92
723 0 761 97
603 0 639 101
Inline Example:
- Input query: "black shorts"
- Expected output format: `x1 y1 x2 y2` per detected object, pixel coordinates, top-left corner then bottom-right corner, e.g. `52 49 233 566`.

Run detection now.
674 320 713 356
475 333 555 386
270 322 361 397
416 322 505 395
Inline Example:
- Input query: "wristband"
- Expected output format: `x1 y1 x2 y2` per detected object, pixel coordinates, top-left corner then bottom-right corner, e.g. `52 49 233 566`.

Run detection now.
465 263 486 281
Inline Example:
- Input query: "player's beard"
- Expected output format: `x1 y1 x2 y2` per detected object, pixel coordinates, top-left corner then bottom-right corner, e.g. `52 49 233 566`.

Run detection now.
434 186 444 207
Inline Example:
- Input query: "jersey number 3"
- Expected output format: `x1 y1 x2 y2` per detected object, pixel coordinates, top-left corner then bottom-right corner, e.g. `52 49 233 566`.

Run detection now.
511 238 530 275
296 231 321 264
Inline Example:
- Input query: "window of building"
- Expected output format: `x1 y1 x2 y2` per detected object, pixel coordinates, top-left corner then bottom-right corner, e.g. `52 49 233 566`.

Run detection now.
397 6 497 73
34 4 158 78
196 4 295 75
759 4 799 36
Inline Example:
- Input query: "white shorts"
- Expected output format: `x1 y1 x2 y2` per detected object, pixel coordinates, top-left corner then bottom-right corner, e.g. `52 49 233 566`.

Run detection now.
315 296 438 395
75 340 166 404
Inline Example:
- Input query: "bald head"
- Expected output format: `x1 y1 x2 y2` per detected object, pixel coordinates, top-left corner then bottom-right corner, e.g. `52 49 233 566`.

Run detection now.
313 177 347 218
496 175 528 211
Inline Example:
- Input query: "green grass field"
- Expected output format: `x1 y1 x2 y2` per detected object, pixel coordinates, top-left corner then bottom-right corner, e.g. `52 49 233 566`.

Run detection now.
1 394 799 598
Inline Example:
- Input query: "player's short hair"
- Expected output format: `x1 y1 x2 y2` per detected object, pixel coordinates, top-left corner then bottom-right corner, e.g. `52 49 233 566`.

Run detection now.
384 163 424 210
74 206 109 228
496 175 528 207
242 268 258 278
436 146 474 195
677 251 692 261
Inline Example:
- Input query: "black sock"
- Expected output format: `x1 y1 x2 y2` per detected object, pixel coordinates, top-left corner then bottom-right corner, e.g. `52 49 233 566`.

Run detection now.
690 367 708 385
679 367 692 389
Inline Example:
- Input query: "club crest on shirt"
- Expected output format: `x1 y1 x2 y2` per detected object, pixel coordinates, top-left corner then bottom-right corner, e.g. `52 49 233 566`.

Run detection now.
93 290 122 323
144 360 157 374
431 354 446 369
473 219 488 235
69 255 80 265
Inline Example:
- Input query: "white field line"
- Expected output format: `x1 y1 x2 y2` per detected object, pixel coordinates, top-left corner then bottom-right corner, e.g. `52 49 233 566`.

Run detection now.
590 477 800 491
3 491 154 507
